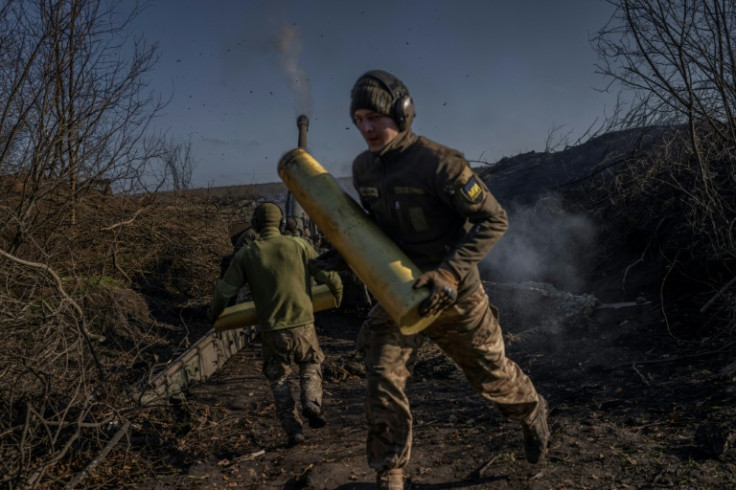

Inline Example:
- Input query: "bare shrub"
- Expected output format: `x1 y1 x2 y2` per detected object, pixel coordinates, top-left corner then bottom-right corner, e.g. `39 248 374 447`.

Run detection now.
593 0 736 333
0 1 239 486
0 188 238 487
155 137 196 193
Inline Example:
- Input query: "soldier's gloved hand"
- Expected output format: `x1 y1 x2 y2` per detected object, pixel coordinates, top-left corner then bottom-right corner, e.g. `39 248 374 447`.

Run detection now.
413 267 459 317
310 248 348 272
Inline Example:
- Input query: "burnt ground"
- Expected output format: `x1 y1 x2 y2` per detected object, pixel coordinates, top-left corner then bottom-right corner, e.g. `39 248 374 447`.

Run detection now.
134 286 736 489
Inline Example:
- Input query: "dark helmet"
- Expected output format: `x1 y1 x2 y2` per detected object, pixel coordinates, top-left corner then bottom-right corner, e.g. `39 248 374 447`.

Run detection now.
350 69 415 131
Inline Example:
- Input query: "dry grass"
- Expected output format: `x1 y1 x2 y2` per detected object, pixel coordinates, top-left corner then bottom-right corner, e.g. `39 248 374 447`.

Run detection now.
0 185 262 488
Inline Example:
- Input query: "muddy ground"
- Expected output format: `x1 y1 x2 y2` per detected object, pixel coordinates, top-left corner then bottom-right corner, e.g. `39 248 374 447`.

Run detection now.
132 283 736 489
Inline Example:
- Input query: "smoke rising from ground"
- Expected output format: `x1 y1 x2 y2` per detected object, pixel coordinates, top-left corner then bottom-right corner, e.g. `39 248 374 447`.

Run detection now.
481 195 596 294
277 25 311 115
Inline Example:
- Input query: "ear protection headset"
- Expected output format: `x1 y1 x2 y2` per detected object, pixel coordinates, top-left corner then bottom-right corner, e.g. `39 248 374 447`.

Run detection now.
355 70 415 131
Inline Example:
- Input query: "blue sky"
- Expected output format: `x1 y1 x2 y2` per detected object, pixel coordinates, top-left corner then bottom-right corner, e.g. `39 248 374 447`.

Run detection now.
131 0 619 187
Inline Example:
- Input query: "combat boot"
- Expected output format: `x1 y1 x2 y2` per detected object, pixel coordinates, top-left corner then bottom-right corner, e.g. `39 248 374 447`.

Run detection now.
302 401 327 429
282 414 305 447
522 395 549 463
375 468 404 490
287 429 305 447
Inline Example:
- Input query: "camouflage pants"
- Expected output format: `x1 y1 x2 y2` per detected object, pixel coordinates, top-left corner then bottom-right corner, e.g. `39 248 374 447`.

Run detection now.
261 323 325 436
356 286 542 471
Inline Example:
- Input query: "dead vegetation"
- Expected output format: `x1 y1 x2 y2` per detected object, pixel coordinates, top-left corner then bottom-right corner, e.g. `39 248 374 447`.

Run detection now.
561 125 736 340
0 3 259 484
588 0 736 337
0 187 259 488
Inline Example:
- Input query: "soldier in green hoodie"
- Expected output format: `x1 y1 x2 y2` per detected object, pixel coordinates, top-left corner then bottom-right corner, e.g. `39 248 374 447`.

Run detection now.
209 202 343 446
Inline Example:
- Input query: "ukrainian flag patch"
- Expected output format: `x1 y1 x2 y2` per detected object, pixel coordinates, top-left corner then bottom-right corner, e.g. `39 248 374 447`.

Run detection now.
461 177 484 203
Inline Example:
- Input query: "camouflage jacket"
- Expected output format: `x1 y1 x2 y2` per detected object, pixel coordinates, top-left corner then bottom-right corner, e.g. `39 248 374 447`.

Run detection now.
210 226 343 331
352 130 508 300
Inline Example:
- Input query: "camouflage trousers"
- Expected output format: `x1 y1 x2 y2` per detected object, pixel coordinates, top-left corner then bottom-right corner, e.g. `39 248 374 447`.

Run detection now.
356 285 542 471
261 323 325 436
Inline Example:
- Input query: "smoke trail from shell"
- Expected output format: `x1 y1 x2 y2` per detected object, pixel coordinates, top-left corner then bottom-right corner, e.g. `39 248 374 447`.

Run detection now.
277 25 311 115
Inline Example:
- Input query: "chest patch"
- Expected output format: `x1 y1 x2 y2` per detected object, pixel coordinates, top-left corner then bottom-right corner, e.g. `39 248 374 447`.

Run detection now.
359 186 379 198
460 177 484 204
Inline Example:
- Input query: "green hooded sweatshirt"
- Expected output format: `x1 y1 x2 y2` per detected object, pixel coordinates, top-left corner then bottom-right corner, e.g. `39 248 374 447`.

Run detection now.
210 226 342 331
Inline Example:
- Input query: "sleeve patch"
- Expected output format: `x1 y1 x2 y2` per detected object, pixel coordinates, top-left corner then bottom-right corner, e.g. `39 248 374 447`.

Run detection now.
460 177 484 204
